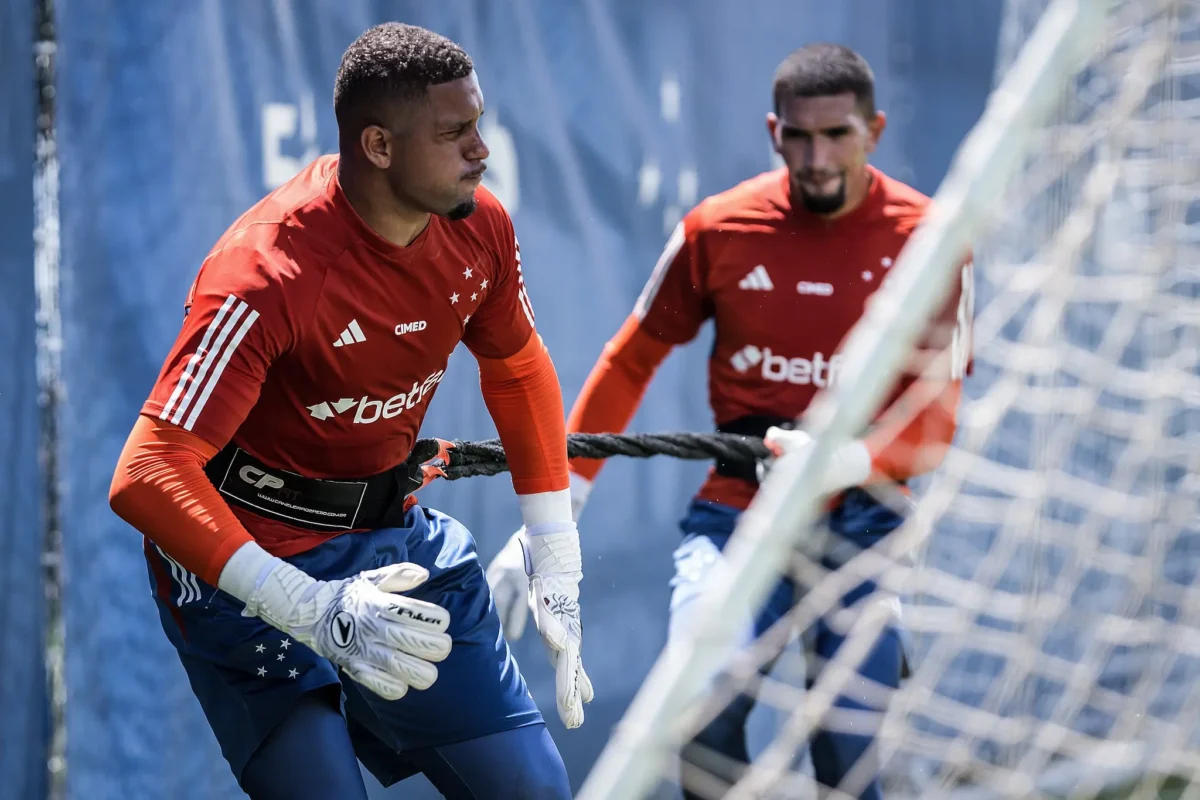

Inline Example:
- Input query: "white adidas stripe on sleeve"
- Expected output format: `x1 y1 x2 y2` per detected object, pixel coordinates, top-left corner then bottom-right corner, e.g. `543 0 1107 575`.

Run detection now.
159 294 259 431
159 294 237 422
184 307 259 431
634 221 686 320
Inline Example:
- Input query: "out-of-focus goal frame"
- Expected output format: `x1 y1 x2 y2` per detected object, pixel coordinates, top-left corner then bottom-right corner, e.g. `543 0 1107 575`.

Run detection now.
578 2 1111 798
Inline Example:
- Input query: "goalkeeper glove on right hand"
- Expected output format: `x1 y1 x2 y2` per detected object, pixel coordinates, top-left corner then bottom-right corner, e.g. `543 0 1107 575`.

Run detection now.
483 520 594 727
524 521 595 728
222 543 452 701
486 472 593 642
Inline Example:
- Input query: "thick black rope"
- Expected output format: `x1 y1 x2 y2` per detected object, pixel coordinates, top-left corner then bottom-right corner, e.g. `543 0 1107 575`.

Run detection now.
433 432 771 480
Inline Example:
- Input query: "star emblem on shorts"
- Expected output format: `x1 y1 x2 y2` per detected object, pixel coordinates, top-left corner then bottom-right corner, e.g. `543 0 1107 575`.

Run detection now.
464 314 472 325
463 266 473 279
480 279 488 290
255 643 265 653
277 653 286 661
471 292 478 302
450 292 460 304
288 668 299 679
280 639 291 650
257 666 267 677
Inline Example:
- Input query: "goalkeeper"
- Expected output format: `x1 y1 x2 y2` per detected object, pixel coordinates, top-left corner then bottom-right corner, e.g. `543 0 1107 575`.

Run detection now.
109 23 587 800
488 43 972 800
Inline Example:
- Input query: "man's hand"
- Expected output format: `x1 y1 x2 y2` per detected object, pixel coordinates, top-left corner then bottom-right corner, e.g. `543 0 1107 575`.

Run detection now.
758 425 873 494
486 523 594 727
487 472 593 642
244 558 453 701
525 522 594 728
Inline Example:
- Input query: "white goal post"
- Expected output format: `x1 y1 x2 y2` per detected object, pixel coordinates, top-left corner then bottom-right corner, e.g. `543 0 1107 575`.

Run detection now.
579 0 1200 797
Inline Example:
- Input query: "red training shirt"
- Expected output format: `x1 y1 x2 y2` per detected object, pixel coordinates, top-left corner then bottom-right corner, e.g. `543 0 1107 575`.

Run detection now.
568 165 973 509
140 154 548 556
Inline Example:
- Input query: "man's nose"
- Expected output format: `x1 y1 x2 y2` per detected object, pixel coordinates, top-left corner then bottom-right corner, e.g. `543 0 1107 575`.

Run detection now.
466 130 489 162
806 136 834 171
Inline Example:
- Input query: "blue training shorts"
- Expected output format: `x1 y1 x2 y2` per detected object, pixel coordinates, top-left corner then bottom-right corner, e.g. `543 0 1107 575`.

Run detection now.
668 490 907 799
145 505 542 787
668 487 909 656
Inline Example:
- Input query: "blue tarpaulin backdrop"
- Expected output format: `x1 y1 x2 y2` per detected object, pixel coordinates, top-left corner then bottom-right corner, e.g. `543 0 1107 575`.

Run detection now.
1 0 47 797
51 2 1002 797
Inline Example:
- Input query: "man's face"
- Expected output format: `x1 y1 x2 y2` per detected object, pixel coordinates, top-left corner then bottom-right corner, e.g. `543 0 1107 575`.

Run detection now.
375 71 490 220
767 92 884 215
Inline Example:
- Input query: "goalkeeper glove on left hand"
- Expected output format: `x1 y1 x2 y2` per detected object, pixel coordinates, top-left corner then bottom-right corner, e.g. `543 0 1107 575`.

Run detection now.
758 425 872 495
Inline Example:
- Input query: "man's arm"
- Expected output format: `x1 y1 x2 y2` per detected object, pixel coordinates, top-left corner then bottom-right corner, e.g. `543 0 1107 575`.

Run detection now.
110 250 294 583
566 214 713 503
565 316 673 487
462 229 573 521
474 332 572 518
862 257 974 482
109 415 252 586
463 217 594 728
109 248 451 701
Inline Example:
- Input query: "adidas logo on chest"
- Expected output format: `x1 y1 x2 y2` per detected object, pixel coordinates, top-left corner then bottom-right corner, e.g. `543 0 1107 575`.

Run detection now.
738 265 774 291
332 319 367 347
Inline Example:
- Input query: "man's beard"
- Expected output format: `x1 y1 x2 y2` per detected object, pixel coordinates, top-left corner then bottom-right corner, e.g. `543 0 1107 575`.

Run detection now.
798 179 847 215
445 197 477 221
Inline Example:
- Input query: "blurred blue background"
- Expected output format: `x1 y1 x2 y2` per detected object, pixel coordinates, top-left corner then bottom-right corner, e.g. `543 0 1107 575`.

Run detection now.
1 0 47 796
4 1 1005 797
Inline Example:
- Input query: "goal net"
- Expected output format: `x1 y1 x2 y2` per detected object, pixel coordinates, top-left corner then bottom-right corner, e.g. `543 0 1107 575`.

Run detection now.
580 0 1200 798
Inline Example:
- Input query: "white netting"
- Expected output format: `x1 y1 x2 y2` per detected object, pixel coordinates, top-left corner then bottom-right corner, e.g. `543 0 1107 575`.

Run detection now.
882 1 1200 796
583 0 1200 797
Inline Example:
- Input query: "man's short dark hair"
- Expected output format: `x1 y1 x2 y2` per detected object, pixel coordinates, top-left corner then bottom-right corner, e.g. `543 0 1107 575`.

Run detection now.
334 23 473 132
772 43 876 118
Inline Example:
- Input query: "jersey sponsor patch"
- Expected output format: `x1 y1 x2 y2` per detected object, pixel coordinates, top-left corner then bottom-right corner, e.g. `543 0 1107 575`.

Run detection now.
209 447 369 530
729 344 843 387
394 320 427 336
306 369 446 425
796 281 835 296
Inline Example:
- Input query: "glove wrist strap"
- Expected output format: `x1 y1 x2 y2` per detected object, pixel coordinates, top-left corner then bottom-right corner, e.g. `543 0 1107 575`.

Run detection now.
245 556 320 635
217 541 278 608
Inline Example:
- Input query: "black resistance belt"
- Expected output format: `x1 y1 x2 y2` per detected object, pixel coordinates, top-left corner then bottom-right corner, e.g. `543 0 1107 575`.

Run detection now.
203 439 447 532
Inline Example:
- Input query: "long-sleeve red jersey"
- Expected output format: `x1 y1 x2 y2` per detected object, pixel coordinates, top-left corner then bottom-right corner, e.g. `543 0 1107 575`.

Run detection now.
568 166 973 510
110 155 569 583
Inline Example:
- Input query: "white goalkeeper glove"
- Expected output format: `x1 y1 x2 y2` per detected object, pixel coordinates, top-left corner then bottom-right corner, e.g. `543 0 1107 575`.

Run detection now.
486 519 594 728
758 425 873 495
524 520 595 728
219 541 452 702
487 473 592 642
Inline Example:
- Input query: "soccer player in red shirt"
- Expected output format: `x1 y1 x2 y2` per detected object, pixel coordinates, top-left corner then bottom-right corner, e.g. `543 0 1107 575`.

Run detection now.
488 43 972 799
109 24 589 800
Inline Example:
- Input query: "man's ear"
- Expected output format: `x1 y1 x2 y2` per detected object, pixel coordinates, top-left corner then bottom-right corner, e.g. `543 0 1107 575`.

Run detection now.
866 110 887 154
359 125 392 170
766 112 781 153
